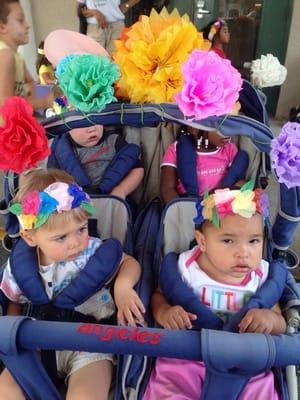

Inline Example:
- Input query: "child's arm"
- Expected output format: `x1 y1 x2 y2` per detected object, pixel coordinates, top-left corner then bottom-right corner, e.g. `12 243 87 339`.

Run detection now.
238 304 287 335
110 167 144 199
114 254 145 326
0 49 16 105
152 288 197 330
160 166 179 204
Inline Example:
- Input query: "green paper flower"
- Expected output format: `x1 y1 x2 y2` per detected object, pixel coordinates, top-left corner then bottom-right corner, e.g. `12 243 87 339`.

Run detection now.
59 54 120 112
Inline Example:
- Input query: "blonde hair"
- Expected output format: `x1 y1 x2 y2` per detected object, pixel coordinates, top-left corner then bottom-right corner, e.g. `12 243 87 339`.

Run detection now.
14 168 90 232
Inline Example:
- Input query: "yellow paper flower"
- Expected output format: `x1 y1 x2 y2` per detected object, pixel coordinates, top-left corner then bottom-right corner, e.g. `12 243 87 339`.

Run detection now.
201 195 215 220
231 190 256 218
20 214 37 230
113 7 209 103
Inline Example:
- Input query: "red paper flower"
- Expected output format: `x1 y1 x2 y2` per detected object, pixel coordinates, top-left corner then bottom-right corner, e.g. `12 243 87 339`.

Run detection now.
0 97 50 173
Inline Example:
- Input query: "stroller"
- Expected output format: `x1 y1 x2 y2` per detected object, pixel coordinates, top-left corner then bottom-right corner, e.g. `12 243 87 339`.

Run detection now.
0 80 300 400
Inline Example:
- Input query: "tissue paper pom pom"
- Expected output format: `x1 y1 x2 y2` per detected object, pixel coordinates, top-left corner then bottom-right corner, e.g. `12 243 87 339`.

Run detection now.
175 50 242 120
270 122 300 188
113 8 208 103
59 54 120 112
251 54 287 88
0 97 50 173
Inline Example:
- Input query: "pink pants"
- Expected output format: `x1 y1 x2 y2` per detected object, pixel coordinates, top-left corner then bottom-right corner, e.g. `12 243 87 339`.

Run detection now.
143 358 279 400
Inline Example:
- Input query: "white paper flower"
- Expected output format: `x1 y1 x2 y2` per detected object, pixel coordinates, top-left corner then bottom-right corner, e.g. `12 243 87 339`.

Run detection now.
250 54 287 88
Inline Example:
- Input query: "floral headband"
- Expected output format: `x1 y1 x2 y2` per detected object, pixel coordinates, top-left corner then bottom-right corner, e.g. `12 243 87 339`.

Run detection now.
193 181 269 227
9 182 95 230
208 19 225 41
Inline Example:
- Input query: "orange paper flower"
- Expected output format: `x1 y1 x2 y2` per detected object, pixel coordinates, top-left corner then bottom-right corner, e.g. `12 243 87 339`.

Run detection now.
113 8 209 103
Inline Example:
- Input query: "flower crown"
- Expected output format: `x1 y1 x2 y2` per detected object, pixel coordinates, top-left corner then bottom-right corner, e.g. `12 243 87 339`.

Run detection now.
9 182 95 230
193 181 269 227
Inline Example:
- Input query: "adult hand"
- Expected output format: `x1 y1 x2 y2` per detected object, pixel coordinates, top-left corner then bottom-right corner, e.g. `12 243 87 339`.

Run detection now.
94 9 107 29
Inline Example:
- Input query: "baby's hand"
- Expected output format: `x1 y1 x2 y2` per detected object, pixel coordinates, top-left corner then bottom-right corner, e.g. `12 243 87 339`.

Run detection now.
160 305 197 330
238 308 286 334
115 287 145 327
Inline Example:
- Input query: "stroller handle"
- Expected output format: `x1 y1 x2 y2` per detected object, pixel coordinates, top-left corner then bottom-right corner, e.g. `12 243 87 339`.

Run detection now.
0 316 299 371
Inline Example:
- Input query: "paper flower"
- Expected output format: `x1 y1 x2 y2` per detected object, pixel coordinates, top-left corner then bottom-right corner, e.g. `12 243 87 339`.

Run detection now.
250 54 287 88
254 189 269 218
201 194 215 220
0 97 50 174
113 7 208 103
270 122 300 188
22 191 40 215
9 182 95 230
59 54 120 112
68 183 88 208
193 199 205 225
44 182 73 212
231 189 256 218
55 54 76 79
175 50 242 119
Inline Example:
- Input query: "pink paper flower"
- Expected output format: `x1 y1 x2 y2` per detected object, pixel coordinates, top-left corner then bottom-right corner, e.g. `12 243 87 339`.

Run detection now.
175 50 242 119
22 191 40 215
215 199 235 218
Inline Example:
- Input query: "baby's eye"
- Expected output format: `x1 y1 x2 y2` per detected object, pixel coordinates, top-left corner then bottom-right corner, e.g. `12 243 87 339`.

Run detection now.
250 238 261 244
222 238 233 244
79 226 88 234
55 235 66 242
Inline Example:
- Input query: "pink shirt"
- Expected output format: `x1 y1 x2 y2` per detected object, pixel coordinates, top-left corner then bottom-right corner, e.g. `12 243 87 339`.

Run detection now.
161 141 238 195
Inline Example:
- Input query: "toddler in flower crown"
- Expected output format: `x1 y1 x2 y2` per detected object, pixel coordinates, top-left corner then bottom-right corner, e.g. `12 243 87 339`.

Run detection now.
0 168 145 400
144 182 285 400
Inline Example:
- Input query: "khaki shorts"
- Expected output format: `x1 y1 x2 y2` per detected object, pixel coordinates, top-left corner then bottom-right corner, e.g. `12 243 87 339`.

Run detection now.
57 350 115 380
87 20 124 54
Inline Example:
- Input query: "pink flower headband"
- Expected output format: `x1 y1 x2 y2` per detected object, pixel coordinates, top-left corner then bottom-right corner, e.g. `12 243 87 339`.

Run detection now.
9 182 95 230
194 181 269 227
208 19 225 41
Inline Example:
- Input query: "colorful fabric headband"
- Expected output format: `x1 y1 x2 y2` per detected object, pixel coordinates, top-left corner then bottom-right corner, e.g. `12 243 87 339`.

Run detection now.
208 19 225 41
38 48 45 55
9 182 95 230
193 181 269 227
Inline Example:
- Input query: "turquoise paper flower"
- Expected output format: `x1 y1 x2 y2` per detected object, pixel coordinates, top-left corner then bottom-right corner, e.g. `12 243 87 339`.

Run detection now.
59 54 120 112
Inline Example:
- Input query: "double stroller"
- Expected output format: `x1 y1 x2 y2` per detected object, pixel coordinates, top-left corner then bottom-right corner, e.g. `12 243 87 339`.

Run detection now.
1 80 300 400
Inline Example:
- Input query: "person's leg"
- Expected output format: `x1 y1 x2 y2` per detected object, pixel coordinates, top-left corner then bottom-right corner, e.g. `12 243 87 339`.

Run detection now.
66 360 113 400
86 23 106 49
106 20 124 54
0 369 25 400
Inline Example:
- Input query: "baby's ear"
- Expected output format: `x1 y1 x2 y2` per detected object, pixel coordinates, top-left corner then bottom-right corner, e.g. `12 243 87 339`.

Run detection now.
194 229 206 252
20 230 37 247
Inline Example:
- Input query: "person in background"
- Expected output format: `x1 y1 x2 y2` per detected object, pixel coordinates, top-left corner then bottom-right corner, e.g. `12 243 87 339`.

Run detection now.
0 0 53 108
76 0 141 54
36 41 56 85
202 18 230 59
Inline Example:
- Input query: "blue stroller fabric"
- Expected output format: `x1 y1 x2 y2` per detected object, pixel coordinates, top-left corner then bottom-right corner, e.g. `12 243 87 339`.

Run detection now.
0 80 299 399
48 133 141 194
